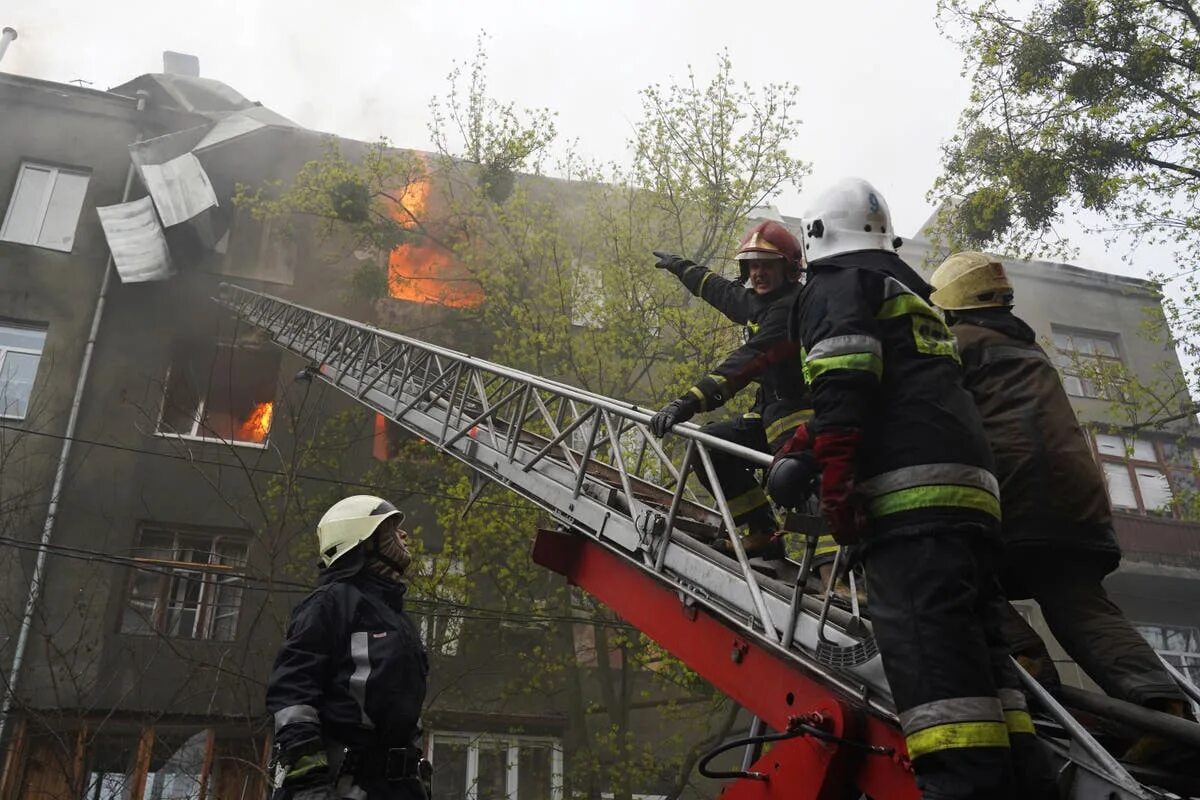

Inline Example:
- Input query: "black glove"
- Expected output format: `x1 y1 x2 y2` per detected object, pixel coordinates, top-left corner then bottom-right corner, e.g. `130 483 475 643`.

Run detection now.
274 729 331 791
652 250 694 276
649 396 700 437
766 450 821 510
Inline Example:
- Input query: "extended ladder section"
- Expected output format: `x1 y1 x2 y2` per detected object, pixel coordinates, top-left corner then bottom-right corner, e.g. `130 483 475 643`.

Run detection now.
215 284 1187 800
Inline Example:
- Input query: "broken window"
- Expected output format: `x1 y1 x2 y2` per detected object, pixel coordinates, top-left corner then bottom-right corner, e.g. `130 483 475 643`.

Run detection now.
0 162 90 252
0 321 47 420
121 526 248 641
213 209 296 285
157 338 280 446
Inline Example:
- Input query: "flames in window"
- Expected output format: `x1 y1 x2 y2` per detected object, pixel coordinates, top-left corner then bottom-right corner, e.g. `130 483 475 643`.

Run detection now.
236 401 274 444
385 172 483 309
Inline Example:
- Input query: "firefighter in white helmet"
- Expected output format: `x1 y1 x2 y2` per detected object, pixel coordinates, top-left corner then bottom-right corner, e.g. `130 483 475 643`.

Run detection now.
266 496 431 800
930 252 1198 775
774 178 1057 799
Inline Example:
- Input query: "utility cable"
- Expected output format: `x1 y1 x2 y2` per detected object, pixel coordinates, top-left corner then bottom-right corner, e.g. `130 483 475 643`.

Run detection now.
0 536 641 631
0 422 535 511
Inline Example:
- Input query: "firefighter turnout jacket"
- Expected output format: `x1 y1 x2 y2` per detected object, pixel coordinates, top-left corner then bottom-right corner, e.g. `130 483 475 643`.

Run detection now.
950 308 1121 574
672 260 811 447
789 250 999 537
267 550 429 795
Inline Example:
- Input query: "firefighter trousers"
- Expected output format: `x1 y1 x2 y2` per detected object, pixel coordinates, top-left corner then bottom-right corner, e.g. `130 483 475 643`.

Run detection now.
999 551 1186 708
696 416 778 533
866 531 1057 800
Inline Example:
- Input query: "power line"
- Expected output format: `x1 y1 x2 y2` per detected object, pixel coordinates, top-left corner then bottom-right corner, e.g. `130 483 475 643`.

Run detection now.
0 535 639 631
0 422 535 512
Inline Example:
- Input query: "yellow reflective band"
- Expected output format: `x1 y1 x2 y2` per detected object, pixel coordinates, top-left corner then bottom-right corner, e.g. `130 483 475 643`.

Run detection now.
727 488 770 518
765 409 814 443
688 386 707 409
1005 710 1035 736
905 721 1010 760
742 412 762 420
814 535 839 556
867 484 1001 520
697 272 713 294
878 293 935 320
806 352 883 381
706 373 731 393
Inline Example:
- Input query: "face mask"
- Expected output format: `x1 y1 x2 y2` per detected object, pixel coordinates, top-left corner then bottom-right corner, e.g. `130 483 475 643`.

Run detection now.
366 523 412 583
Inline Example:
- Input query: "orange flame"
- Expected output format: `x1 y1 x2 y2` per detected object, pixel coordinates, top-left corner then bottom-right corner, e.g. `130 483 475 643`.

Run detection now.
385 176 483 308
237 402 274 444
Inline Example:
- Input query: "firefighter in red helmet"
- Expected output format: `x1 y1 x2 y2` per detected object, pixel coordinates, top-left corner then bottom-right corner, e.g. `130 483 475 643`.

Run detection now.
649 220 815 560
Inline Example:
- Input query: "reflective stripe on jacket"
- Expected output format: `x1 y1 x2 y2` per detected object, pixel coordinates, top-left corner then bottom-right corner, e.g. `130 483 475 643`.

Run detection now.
675 263 811 448
267 570 429 754
790 251 999 535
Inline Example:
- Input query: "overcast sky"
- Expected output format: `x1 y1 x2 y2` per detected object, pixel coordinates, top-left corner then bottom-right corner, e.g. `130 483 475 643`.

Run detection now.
1 0 1164 278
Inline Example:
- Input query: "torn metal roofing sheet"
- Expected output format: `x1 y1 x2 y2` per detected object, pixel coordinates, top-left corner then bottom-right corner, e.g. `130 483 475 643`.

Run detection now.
109 73 252 115
96 196 174 283
194 106 298 151
129 125 211 169
139 152 218 227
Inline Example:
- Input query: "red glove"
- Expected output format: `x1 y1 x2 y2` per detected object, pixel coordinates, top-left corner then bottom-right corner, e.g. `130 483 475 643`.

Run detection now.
774 423 812 460
812 430 865 544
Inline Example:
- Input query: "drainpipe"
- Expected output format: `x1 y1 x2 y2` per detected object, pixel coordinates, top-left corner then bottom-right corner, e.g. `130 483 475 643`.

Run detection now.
0 28 16 65
0 87 152 748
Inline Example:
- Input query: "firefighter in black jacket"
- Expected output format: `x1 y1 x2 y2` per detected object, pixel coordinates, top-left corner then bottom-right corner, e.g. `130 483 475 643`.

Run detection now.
929 251 1197 772
649 220 814 559
267 495 430 800
777 179 1055 800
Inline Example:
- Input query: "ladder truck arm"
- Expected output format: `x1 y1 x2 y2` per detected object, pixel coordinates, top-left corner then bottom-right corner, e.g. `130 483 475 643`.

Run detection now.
214 283 1182 800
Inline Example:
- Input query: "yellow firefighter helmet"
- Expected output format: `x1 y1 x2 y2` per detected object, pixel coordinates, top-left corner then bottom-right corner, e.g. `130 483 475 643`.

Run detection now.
929 251 1014 310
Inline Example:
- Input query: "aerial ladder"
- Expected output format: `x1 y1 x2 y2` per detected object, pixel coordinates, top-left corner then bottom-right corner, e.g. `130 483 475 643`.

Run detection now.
215 283 1200 800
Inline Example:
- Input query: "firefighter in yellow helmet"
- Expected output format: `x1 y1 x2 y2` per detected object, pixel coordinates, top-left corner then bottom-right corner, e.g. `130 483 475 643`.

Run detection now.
266 496 431 800
930 252 1198 774
649 220 818 561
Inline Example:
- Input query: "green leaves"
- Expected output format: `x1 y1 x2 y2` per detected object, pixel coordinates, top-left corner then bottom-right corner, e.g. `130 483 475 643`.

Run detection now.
935 0 1200 257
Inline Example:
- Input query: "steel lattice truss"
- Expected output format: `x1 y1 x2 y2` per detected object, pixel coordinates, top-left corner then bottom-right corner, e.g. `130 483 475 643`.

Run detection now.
215 283 889 694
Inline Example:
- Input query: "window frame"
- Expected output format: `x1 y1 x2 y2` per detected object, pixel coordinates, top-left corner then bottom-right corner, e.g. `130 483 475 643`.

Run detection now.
154 340 280 450
0 320 48 421
1051 327 1125 400
428 732 563 800
120 525 249 642
416 556 466 657
1091 432 1199 518
0 161 91 252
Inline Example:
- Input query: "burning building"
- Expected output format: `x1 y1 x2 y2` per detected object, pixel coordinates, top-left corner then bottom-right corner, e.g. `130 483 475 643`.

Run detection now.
385 168 483 309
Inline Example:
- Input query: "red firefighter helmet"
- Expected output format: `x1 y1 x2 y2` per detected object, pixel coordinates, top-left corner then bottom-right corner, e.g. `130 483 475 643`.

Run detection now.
735 220 802 283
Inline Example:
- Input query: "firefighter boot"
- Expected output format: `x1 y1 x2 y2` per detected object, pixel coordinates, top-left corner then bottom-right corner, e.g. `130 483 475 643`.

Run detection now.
715 528 784 560
1123 699 1200 777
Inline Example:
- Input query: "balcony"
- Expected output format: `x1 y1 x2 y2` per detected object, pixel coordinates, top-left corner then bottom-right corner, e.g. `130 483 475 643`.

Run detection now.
1112 512 1200 569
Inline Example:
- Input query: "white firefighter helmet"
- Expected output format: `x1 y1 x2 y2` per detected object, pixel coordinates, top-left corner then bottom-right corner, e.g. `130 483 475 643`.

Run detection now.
929 251 1014 310
802 178 898 263
317 495 405 567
